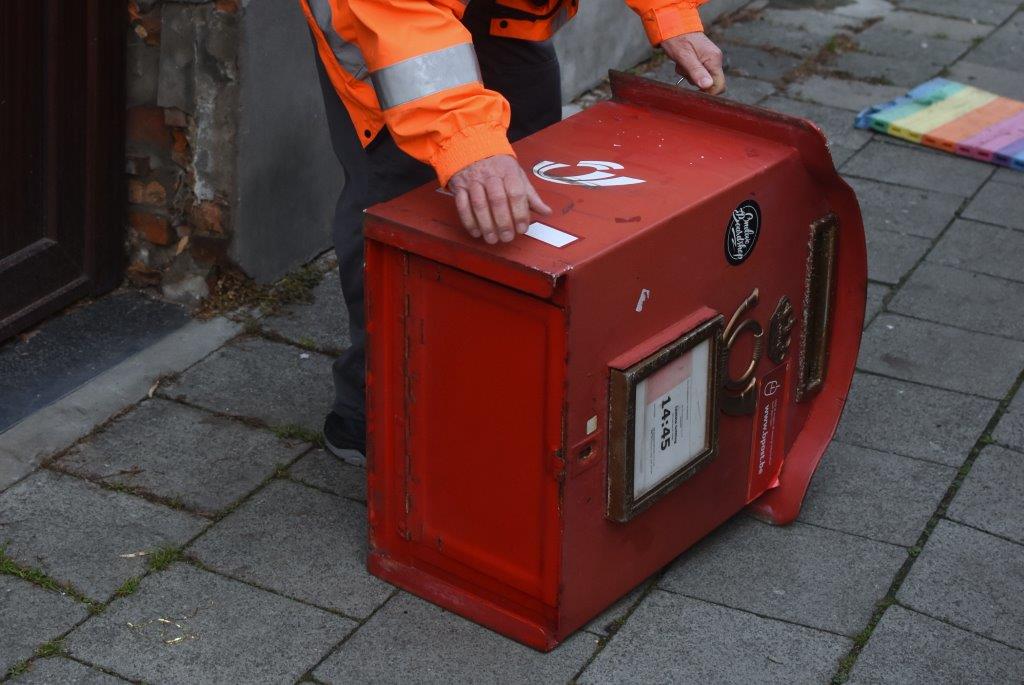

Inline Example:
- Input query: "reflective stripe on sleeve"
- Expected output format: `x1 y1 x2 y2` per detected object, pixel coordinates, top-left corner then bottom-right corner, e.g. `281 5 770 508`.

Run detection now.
309 0 370 80
371 43 482 111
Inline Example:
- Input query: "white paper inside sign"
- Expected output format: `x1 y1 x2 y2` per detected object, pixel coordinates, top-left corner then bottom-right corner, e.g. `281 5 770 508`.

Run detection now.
632 339 711 499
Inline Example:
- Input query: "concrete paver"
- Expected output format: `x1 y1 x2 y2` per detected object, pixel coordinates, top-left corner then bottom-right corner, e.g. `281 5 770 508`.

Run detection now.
962 11 1024 71
0 471 205 602
858 314 1024 399
722 43 803 81
579 591 850 685
842 141 993 197
0 576 90 675
843 176 963 240
57 399 306 516
848 605 1024 684
67 564 355 684
287 448 366 502
863 229 931 285
798 442 952 546
314 592 596 685
260 276 350 354
947 446 1024 544
835 374 998 467
851 24 972 64
877 10 993 41
160 337 334 433
188 479 390 618
896 0 1018 25
897 520 1024 649
829 51 944 88
994 391 1024 453
12 658 129 684
785 75 906 112
948 60 1024 99
888 262 1024 340
963 180 1024 231
928 219 1024 285
865 283 888 324
659 517 906 636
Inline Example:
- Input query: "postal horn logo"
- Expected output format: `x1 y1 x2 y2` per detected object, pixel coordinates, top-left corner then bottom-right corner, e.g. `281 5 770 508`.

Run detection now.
725 200 761 265
532 160 646 188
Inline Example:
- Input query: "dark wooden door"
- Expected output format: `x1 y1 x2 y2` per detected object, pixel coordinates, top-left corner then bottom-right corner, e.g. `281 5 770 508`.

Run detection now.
0 1 125 341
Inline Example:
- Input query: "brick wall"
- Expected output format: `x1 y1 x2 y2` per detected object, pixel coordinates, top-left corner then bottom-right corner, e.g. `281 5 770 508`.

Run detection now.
125 0 240 305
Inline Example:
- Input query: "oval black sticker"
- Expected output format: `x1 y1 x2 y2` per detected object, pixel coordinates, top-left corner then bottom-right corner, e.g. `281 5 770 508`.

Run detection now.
725 200 761 266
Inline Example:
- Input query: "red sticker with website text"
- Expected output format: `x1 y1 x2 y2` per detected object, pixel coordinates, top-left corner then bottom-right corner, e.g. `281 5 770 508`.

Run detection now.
747 363 788 503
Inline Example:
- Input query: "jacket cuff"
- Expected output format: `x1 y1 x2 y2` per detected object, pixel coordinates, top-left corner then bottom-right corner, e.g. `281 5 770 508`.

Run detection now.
641 4 705 45
432 122 516 187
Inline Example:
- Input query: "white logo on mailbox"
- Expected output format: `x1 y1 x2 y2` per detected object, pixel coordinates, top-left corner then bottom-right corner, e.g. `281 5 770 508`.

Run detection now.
532 160 646 188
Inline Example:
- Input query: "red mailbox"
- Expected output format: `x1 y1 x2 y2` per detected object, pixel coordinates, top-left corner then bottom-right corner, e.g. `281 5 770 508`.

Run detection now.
364 72 867 651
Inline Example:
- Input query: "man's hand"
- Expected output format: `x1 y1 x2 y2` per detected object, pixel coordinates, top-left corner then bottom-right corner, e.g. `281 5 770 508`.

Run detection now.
662 32 726 96
449 154 552 244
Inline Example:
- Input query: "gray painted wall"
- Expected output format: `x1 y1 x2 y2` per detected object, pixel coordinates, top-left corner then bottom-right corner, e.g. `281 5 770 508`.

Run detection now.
230 0 746 281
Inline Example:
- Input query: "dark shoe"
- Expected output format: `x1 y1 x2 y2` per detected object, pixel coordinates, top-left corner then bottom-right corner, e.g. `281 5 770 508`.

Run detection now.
323 412 367 466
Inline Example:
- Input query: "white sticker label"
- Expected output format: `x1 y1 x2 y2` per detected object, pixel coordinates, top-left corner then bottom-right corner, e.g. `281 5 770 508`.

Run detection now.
525 222 578 248
632 339 711 499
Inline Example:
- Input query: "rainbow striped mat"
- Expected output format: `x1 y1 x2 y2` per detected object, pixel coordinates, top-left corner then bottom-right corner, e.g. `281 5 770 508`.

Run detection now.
855 78 1024 171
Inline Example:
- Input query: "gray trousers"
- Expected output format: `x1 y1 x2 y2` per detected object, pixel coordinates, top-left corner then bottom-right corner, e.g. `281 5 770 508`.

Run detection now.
314 9 563 422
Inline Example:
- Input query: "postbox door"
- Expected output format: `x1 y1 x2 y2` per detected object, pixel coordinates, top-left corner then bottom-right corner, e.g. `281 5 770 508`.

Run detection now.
401 256 566 606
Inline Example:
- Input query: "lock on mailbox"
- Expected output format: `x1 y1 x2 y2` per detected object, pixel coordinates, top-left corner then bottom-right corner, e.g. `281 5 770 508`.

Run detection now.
364 72 867 651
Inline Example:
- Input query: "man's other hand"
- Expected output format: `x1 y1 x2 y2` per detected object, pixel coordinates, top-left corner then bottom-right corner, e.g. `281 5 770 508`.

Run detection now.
662 32 726 96
449 155 552 244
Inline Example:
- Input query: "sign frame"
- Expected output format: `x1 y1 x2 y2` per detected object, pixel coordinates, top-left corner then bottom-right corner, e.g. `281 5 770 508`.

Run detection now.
606 315 723 522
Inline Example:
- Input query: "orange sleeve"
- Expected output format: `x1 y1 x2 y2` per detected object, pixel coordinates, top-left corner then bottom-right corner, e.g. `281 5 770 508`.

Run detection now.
622 0 709 45
344 0 514 186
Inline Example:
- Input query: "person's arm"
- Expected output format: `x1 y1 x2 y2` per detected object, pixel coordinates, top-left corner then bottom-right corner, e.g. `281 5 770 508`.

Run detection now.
623 0 726 95
344 0 549 243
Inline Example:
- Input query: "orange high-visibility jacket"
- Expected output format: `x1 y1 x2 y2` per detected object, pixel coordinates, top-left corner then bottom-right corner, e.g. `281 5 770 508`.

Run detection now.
300 0 709 185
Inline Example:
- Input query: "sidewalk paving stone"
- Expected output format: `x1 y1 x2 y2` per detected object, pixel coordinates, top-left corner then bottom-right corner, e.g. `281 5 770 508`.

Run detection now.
836 373 997 467
928 219 1024 285
188 478 389 618
858 314 1024 399
877 10 993 41
714 19 834 57
831 0 893 20
962 10 1024 71
314 592 597 685
67 564 355 684
844 177 963 240
760 96 873 162
13 658 129 684
962 180 1024 232
0 576 90 675
897 519 1024 649
993 167 1024 187
847 605 1024 684
798 442 952 546
895 0 1018 25
659 516 905 636
842 141 992 197
288 448 366 502
786 75 906 113
584 583 648 638
851 24 972 65
56 399 306 516
865 283 888 324
948 61 1024 99
829 51 945 88
722 44 803 82
161 336 334 433
260 275 349 354
0 471 205 602
994 390 1024 453
579 591 850 685
947 445 1024 544
864 229 931 285
758 7 860 35
889 263 1024 340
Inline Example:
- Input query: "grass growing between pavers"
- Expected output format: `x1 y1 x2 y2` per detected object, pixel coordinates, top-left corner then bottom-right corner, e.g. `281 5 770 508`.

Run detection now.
114 576 141 599
196 262 328 320
147 546 183 572
0 545 100 612
830 369 1024 683
271 423 326 448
